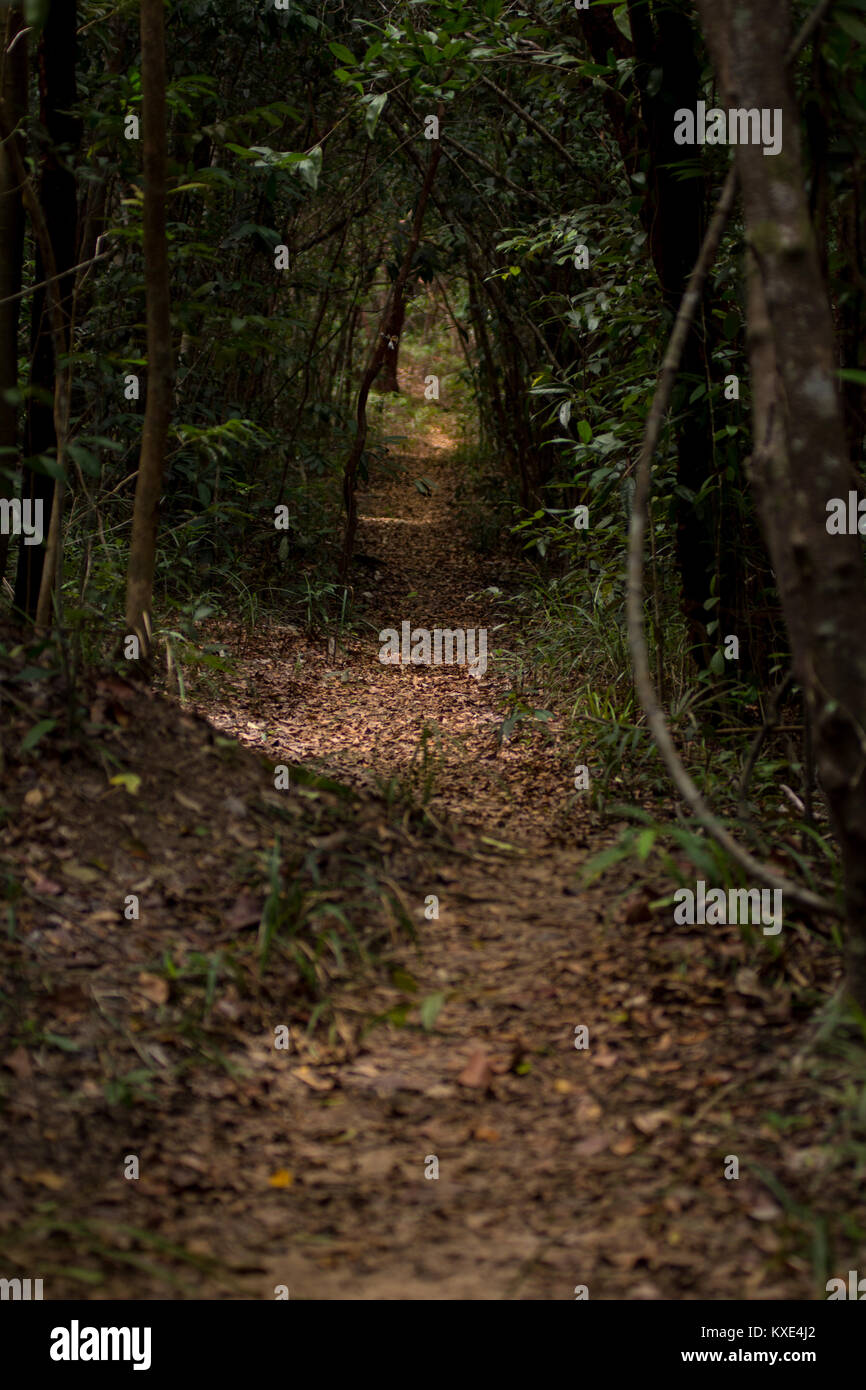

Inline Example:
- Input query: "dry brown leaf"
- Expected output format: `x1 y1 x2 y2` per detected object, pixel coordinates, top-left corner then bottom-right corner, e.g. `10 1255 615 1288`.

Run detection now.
224 893 263 929
62 862 100 884
590 1047 618 1069
633 1110 673 1136
575 1096 603 1124
574 1133 611 1158
30 1170 65 1190
292 1066 334 1092
457 1048 495 1089
749 1199 782 1221
3 1047 32 1080
137 973 170 1006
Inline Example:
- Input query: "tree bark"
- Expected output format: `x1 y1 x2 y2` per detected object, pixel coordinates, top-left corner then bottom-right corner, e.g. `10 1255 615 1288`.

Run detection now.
695 0 866 1009
12 0 79 620
124 0 173 665
0 6 27 583
378 288 406 393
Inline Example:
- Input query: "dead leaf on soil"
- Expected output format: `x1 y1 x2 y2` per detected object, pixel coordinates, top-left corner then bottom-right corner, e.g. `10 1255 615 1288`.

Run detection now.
590 1047 618 1069
749 1198 782 1221
61 862 100 885
574 1132 611 1158
224 893 264 929
457 1048 495 1089
3 1047 33 1080
292 1066 334 1092
633 1110 673 1136
29 1170 66 1190
611 1135 637 1156
137 973 170 1006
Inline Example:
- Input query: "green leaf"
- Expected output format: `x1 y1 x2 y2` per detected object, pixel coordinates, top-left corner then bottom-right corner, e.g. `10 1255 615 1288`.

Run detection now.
636 828 656 862
577 420 592 443
420 992 446 1032
391 967 418 993
329 42 357 66
42 1032 81 1053
19 718 56 753
836 12 866 44
14 665 54 682
581 842 632 886
29 455 67 483
364 93 388 139
296 147 322 191
710 649 725 676
110 773 142 795
66 443 102 477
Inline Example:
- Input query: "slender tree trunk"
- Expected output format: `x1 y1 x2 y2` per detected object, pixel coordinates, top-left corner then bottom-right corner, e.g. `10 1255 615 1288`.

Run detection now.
0 6 27 583
378 289 406 393
695 0 866 1009
12 0 79 620
124 0 173 665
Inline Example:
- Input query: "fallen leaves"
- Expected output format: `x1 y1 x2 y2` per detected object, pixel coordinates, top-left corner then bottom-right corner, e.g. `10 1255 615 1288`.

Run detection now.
292 1066 334 1092
60 862 101 885
137 973 170 1007
457 1048 495 1090
590 1046 618 1069
28 1170 66 1190
574 1133 611 1158
0 426 850 1305
3 1047 33 1081
633 1109 674 1136
224 893 264 930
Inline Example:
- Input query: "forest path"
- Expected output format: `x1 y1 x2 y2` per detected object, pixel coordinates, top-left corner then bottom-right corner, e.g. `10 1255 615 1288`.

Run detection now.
1 374 832 1301
207 368 579 847
186 376 808 1300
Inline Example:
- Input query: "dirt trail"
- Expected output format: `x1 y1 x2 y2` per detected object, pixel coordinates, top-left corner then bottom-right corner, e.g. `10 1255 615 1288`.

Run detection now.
187 382 832 1300
208 388 577 846
1 379 847 1301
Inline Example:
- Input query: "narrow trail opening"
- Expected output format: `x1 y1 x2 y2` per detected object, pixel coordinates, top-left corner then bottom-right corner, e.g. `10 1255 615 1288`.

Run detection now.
204 368 575 846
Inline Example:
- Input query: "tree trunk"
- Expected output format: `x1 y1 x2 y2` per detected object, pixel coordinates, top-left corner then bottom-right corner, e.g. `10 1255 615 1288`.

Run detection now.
124 0 173 665
0 6 27 584
12 0 79 620
695 0 866 1009
378 289 406 393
